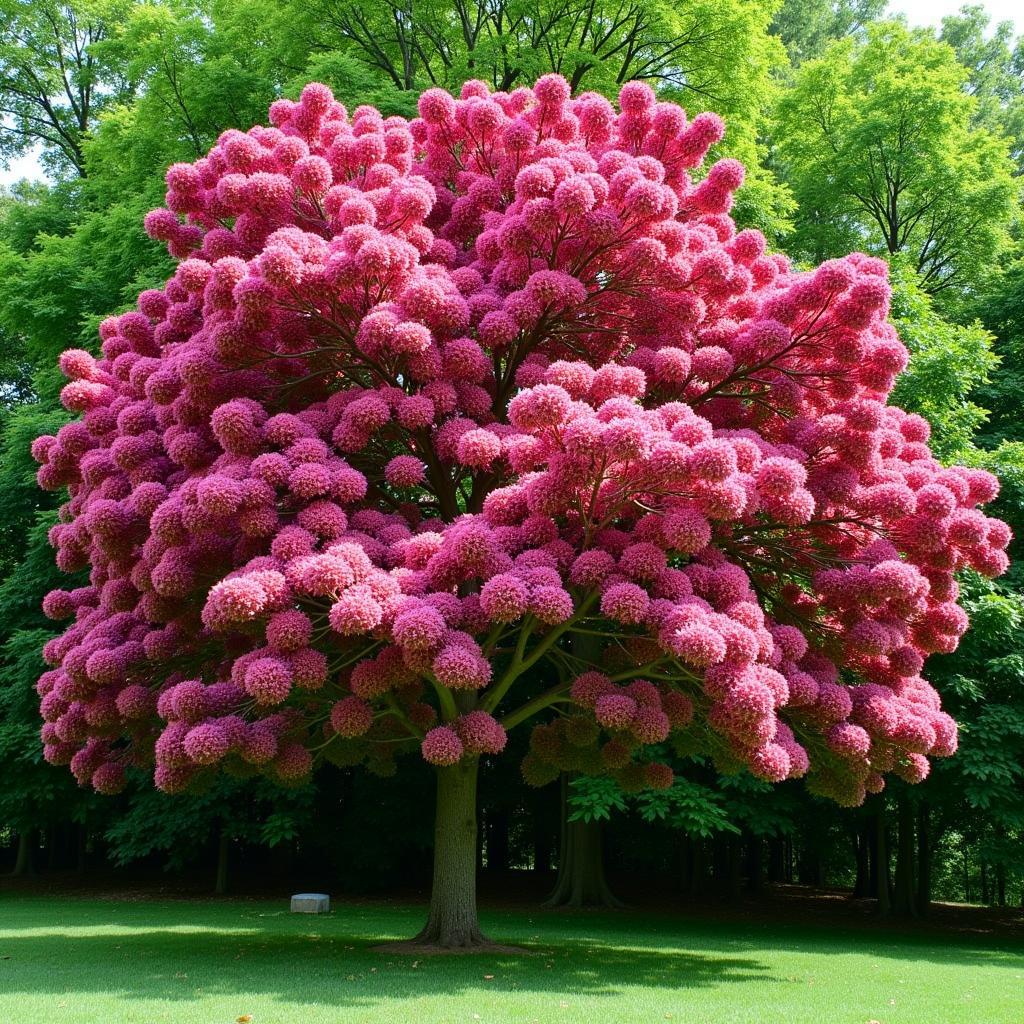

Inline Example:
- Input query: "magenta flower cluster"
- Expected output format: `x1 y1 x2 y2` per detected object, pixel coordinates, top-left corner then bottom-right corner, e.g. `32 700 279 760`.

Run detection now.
33 76 1008 807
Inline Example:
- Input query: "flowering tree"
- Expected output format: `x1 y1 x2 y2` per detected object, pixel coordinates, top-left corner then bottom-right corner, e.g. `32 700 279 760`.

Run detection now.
32 75 1009 948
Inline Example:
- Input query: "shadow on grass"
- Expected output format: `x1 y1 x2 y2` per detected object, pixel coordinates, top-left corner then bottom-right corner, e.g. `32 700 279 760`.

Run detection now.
0 906 773 1007
0 897 1020 1012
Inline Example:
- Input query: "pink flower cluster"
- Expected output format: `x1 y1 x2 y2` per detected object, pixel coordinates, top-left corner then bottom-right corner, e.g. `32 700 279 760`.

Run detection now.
33 77 1008 806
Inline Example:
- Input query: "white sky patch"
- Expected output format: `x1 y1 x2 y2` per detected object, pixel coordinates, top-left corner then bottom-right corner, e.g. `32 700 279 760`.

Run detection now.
0 144 47 189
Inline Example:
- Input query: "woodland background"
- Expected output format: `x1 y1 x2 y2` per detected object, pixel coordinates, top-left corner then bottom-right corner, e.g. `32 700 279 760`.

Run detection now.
1 0 1023 917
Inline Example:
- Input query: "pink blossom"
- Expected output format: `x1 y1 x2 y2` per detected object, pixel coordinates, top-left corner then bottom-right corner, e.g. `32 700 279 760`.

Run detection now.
329 586 383 634
433 643 491 690
244 658 292 704
32 76 1005 812
331 696 374 737
385 455 426 488
479 573 530 622
600 582 649 624
421 726 464 766
595 693 638 730
183 722 230 764
456 710 507 754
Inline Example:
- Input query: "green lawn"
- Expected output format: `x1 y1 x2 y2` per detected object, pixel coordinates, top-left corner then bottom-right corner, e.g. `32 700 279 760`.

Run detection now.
0 894 1021 1024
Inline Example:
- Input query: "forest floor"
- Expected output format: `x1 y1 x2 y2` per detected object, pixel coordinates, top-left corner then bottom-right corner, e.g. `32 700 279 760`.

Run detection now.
0 892 1022 1024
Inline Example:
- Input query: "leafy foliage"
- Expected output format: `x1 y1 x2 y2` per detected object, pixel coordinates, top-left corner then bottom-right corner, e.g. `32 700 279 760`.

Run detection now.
773 22 1018 295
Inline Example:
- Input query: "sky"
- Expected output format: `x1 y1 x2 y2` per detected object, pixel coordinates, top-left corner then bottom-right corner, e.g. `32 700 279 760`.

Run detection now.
0 0 1019 189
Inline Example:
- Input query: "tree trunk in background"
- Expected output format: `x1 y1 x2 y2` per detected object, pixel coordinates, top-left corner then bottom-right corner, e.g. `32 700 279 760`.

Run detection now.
768 838 785 883
981 859 989 904
678 836 692 893
215 830 229 895
724 835 742 902
11 830 34 876
874 804 891 916
532 811 552 875
413 759 486 947
688 838 710 898
485 808 510 873
916 802 931 915
996 863 1006 907
853 824 870 897
893 796 917 918
746 835 763 894
76 822 88 873
545 776 623 908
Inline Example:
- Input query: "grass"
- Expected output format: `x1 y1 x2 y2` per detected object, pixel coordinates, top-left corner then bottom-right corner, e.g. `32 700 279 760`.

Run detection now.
0 894 1021 1024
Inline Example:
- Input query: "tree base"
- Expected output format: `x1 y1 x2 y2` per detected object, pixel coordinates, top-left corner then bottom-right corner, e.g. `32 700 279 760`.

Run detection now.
543 888 627 910
373 939 526 956
544 804 624 909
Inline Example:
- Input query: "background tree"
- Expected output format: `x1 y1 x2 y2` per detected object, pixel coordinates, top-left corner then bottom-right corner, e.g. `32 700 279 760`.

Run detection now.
770 0 885 65
939 4 1024 174
294 0 793 235
0 0 134 177
772 22 1018 297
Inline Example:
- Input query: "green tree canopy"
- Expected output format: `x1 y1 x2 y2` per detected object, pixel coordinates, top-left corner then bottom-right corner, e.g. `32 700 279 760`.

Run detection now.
0 0 134 177
770 0 885 65
772 22 1019 295
939 3 1024 173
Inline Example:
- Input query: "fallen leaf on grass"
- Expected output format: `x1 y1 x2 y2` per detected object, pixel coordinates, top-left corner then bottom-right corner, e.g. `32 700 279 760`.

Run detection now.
483 974 494 980
236 1016 252 1023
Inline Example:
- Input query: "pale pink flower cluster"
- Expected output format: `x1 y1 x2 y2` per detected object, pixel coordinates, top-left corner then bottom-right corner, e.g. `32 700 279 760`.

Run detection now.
33 77 1008 806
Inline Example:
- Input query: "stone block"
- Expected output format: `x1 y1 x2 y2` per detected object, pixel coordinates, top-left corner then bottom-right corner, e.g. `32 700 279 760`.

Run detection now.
290 892 330 914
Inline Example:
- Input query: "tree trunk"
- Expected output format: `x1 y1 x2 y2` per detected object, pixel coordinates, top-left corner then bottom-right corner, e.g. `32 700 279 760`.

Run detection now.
767 838 785 883
545 776 622 908
725 835 742 902
892 796 917 918
76 822 87 873
981 859 989 905
11 830 34 876
689 838 709 898
996 862 1006 907
874 804 891 916
413 759 486 948
799 833 824 887
215 830 229 895
916 802 931 915
746 835 763 895
678 835 692 893
485 808 510 873
853 823 870 897
532 821 552 875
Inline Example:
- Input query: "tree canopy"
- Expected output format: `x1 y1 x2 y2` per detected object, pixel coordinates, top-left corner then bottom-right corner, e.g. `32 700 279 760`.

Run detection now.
773 22 1018 295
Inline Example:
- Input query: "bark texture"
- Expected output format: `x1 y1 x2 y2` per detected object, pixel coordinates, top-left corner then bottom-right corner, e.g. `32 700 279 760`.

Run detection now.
545 777 623 908
413 759 487 948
